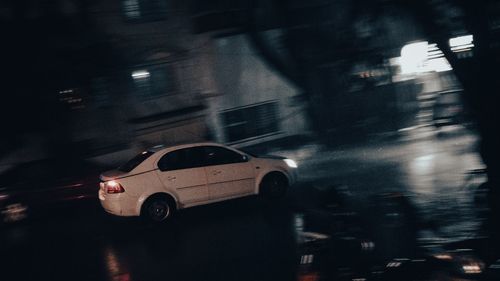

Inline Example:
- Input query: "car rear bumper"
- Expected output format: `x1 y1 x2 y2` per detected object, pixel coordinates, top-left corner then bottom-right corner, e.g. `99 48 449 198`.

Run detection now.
98 190 138 217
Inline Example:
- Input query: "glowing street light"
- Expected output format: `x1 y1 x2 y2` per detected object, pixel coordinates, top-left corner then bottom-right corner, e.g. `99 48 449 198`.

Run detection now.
131 70 150 79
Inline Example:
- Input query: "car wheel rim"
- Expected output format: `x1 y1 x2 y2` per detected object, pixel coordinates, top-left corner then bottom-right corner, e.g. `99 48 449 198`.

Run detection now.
148 201 169 221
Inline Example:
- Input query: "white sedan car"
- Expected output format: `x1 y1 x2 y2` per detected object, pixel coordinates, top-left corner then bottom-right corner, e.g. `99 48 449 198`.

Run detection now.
99 143 297 222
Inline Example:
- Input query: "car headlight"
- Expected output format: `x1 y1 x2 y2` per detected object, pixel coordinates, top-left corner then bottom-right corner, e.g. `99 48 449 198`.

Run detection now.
284 159 298 168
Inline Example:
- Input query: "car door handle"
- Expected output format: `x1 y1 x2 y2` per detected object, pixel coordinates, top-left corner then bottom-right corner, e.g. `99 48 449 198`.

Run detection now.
211 170 221 175
167 176 176 180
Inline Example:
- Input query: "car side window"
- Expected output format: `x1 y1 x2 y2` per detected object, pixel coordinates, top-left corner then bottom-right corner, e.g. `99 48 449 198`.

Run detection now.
158 147 205 171
203 146 246 166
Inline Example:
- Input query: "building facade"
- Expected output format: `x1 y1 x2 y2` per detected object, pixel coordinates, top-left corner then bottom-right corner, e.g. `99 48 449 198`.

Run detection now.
207 34 310 147
1 0 218 166
1 0 311 167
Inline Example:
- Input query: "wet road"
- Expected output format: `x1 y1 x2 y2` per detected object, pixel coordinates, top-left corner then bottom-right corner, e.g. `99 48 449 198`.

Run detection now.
1 199 298 281
286 126 484 242
0 126 487 281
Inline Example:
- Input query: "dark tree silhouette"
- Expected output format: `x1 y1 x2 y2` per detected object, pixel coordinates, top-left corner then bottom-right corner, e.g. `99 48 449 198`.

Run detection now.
398 0 500 206
0 0 124 160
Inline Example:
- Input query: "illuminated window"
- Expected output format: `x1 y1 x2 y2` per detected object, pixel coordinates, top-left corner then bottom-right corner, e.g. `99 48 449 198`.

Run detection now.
397 41 452 76
449 35 474 52
122 0 168 21
400 41 428 74
131 65 175 100
58 88 85 110
123 0 141 19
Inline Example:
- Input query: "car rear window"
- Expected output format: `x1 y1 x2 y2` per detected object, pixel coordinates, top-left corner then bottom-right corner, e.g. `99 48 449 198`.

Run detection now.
118 151 155 172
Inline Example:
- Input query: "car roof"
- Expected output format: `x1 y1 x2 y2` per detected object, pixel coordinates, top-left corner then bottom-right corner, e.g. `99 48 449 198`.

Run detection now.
147 142 227 153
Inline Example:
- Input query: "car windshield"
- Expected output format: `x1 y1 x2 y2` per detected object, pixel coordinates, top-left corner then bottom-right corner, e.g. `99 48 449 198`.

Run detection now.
118 151 154 172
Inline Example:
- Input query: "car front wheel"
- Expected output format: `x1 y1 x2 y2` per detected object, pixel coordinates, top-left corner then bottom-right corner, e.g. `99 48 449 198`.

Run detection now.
260 173 288 199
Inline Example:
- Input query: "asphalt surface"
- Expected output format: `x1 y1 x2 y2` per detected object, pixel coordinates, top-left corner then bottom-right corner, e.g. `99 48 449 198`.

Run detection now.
0 126 489 281
283 126 484 241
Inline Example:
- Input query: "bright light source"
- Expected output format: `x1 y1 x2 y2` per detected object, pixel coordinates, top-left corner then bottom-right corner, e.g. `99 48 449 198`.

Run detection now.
428 57 452 72
395 40 453 77
449 35 474 53
400 41 428 74
58 89 74 94
300 254 314 265
386 261 402 268
361 241 375 251
106 180 119 187
434 254 453 260
411 154 435 175
284 159 298 168
463 264 482 274
449 35 473 48
131 70 150 79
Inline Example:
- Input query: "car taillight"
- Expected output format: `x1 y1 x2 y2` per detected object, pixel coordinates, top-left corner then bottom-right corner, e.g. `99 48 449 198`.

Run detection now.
104 180 125 194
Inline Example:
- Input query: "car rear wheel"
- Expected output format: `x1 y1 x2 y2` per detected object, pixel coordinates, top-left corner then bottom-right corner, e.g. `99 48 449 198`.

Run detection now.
260 173 288 199
141 196 175 223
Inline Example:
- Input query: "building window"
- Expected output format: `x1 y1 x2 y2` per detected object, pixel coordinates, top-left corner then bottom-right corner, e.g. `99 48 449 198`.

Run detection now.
58 88 86 110
221 101 280 143
123 0 141 20
122 0 168 22
131 65 176 100
90 77 111 108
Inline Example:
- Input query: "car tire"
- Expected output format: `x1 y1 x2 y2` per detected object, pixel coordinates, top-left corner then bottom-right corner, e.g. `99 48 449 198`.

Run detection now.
141 195 175 223
260 173 288 199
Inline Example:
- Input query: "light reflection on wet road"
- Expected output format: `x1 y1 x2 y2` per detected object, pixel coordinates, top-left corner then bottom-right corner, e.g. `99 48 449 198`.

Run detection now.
290 128 483 242
1 198 298 281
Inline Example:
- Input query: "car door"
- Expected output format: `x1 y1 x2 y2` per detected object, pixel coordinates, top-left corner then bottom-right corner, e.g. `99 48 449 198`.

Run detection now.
156 147 209 205
203 146 255 200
